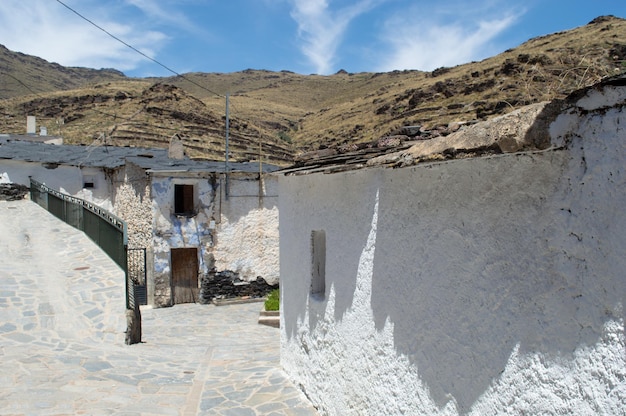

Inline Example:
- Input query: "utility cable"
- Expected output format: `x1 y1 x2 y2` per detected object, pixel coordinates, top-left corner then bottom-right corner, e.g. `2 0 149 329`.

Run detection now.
54 0 225 99
0 71 42 97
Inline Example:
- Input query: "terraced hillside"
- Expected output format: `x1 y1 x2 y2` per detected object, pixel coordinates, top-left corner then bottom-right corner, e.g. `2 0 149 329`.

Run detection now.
1 15 625 163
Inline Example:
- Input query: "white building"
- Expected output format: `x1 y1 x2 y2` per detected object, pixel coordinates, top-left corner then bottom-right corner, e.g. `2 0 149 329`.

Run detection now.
278 75 626 415
0 138 279 307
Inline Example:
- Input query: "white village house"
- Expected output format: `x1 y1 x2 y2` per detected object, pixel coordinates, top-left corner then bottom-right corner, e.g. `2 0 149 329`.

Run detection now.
0 135 279 307
278 75 626 415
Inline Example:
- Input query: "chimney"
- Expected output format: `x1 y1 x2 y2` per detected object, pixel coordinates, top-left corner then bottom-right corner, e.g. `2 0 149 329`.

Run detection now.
26 116 36 135
168 134 186 159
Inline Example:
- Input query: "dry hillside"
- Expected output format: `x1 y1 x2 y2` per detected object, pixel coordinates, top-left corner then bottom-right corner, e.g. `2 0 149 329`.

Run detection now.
1 15 625 164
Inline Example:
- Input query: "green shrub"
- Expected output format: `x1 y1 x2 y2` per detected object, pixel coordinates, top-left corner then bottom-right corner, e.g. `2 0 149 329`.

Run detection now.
277 131 292 143
265 288 279 311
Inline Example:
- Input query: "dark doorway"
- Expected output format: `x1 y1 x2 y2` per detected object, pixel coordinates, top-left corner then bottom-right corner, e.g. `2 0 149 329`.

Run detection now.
171 248 199 304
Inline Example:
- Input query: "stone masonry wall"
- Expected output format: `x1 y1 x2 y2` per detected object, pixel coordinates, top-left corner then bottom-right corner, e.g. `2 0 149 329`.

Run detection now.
151 173 217 307
215 173 279 284
112 162 152 250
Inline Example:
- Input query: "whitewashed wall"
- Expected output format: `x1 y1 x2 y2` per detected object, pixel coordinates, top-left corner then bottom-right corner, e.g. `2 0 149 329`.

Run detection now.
0 159 113 208
280 84 626 415
150 173 217 306
215 173 279 284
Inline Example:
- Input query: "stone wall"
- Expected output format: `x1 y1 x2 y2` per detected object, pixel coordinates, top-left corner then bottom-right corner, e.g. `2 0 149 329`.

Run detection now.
199 270 278 303
150 172 217 307
112 162 152 250
214 173 280 284
279 80 626 415
0 183 29 200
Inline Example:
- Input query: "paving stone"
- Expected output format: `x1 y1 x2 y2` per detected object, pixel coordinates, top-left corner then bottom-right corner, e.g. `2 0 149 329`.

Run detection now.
0 200 318 415
0 323 17 333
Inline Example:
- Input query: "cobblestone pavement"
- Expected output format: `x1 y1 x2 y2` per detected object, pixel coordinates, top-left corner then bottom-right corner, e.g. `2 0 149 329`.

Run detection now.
0 200 318 416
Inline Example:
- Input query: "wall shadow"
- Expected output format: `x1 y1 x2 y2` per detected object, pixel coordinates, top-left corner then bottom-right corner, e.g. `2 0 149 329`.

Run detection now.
370 151 626 412
281 173 381 339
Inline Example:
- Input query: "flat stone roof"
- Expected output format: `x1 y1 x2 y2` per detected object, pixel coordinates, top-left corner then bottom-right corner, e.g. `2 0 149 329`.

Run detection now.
0 138 279 174
280 73 626 176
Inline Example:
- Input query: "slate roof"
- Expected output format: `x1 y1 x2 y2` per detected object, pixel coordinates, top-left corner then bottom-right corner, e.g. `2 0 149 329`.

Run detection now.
0 137 279 174
281 74 626 176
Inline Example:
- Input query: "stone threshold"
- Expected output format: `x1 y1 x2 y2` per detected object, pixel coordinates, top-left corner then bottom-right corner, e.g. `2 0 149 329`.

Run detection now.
207 297 280 328
258 310 279 328
211 297 266 306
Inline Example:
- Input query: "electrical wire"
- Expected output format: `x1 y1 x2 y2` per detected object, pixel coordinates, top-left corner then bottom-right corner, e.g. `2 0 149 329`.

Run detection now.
6 1 251 156
0 71 42 97
54 0 225 99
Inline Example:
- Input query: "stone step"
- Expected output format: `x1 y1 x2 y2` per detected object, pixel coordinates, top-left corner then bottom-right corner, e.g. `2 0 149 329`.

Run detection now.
258 310 279 328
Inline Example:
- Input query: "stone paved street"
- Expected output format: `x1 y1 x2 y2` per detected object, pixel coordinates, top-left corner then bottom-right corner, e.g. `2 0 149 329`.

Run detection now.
0 200 318 415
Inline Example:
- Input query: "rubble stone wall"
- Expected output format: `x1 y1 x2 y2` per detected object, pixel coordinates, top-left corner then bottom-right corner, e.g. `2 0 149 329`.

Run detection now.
112 162 152 250
215 173 279 284
150 173 217 307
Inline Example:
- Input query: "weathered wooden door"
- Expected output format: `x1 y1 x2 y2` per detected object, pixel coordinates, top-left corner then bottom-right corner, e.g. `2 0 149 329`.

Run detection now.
171 248 199 304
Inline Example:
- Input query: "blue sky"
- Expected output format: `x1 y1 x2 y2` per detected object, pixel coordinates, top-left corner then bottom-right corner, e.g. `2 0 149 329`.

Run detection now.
1 0 625 77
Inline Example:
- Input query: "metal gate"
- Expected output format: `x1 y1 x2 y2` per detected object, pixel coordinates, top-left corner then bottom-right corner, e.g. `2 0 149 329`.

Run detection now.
128 248 147 305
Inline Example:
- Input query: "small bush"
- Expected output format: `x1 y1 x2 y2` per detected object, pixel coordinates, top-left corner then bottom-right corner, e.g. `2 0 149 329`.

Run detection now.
277 131 292 143
265 288 279 311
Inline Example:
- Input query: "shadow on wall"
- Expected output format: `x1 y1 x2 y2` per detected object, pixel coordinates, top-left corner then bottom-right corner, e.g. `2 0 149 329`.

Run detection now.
284 140 626 412
368 147 626 411
280 171 384 337
283 86 626 413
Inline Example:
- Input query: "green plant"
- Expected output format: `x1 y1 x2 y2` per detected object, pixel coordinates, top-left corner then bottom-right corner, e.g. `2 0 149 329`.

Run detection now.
264 288 279 311
277 131 292 143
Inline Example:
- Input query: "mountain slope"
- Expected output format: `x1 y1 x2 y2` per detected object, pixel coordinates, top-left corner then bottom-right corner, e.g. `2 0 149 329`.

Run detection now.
286 15 626 151
0 44 126 98
0 15 625 163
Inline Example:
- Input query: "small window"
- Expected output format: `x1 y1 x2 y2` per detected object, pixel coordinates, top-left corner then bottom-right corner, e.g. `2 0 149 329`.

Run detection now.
174 184 195 215
311 230 326 297
83 176 96 189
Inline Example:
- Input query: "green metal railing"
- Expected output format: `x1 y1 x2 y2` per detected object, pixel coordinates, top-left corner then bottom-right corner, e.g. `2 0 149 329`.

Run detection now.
29 178 135 310
128 247 147 305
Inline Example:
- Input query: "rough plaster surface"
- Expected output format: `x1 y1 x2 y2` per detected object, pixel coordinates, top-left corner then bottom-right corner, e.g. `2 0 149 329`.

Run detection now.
0 160 112 208
148 173 279 306
215 205 279 284
215 175 280 284
150 174 216 306
280 83 626 415
0 156 280 307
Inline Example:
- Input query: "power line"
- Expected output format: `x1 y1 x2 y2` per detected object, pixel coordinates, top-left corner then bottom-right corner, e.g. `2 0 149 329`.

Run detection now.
54 0 225 99
0 71 42 97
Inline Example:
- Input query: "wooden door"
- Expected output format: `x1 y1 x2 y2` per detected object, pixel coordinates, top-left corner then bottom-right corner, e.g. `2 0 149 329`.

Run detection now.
171 248 199 304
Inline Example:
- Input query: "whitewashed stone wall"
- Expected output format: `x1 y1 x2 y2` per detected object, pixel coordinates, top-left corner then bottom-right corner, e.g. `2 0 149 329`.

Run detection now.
150 173 217 307
279 82 626 415
215 173 279 284
0 159 112 208
112 162 152 250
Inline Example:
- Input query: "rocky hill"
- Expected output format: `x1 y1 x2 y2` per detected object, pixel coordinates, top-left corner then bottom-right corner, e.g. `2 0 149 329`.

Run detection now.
0 44 126 97
1 15 625 164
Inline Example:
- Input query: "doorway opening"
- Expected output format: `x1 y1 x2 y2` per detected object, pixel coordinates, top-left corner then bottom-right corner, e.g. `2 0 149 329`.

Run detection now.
171 247 199 304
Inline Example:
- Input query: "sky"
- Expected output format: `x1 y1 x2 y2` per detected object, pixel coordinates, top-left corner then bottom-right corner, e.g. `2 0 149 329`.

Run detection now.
0 0 625 78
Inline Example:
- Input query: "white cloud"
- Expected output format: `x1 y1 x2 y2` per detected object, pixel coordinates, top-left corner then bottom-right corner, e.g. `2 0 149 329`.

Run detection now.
377 2 521 71
124 0 202 33
290 0 381 74
0 0 168 72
